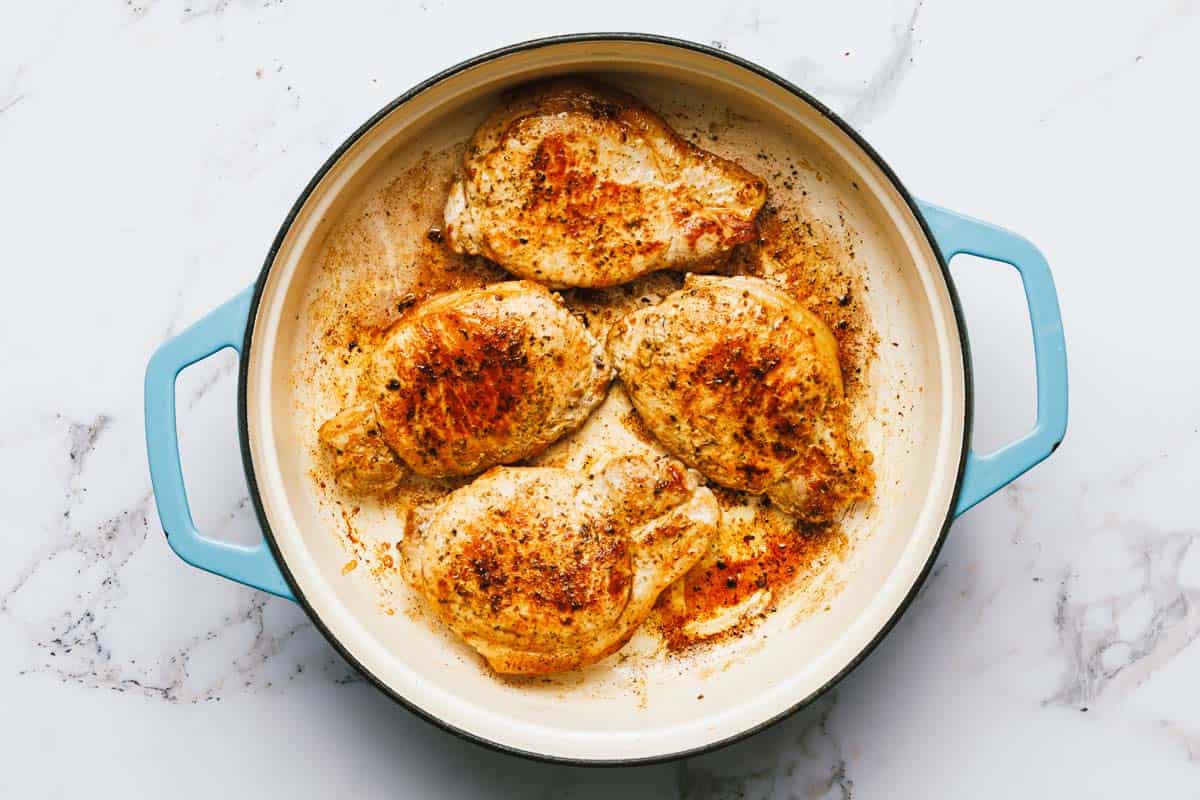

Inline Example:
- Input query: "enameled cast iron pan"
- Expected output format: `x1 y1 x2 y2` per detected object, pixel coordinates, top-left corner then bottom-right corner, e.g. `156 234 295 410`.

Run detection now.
145 34 1068 764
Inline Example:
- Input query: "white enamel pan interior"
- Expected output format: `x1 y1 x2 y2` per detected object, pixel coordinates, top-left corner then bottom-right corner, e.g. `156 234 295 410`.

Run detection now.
239 36 969 763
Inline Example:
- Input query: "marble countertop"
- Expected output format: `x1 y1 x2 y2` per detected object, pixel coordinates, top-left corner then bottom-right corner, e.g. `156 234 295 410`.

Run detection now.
3 0 1198 796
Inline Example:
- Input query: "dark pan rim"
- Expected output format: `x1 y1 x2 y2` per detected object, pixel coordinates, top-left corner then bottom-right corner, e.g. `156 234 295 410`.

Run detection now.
236 32 974 767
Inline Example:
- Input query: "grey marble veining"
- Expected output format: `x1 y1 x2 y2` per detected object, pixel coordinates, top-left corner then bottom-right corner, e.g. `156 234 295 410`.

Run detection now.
2 0 1199 796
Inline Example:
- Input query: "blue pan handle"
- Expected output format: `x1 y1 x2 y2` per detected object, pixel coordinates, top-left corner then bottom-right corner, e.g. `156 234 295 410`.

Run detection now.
917 202 1069 517
144 287 294 600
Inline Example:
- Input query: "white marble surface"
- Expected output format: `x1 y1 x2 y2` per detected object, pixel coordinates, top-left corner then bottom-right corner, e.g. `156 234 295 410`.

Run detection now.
2 0 1198 796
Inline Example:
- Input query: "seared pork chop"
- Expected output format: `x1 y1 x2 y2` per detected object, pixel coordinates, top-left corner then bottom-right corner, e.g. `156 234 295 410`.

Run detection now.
319 281 610 493
444 80 767 288
403 455 718 674
607 274 874 521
